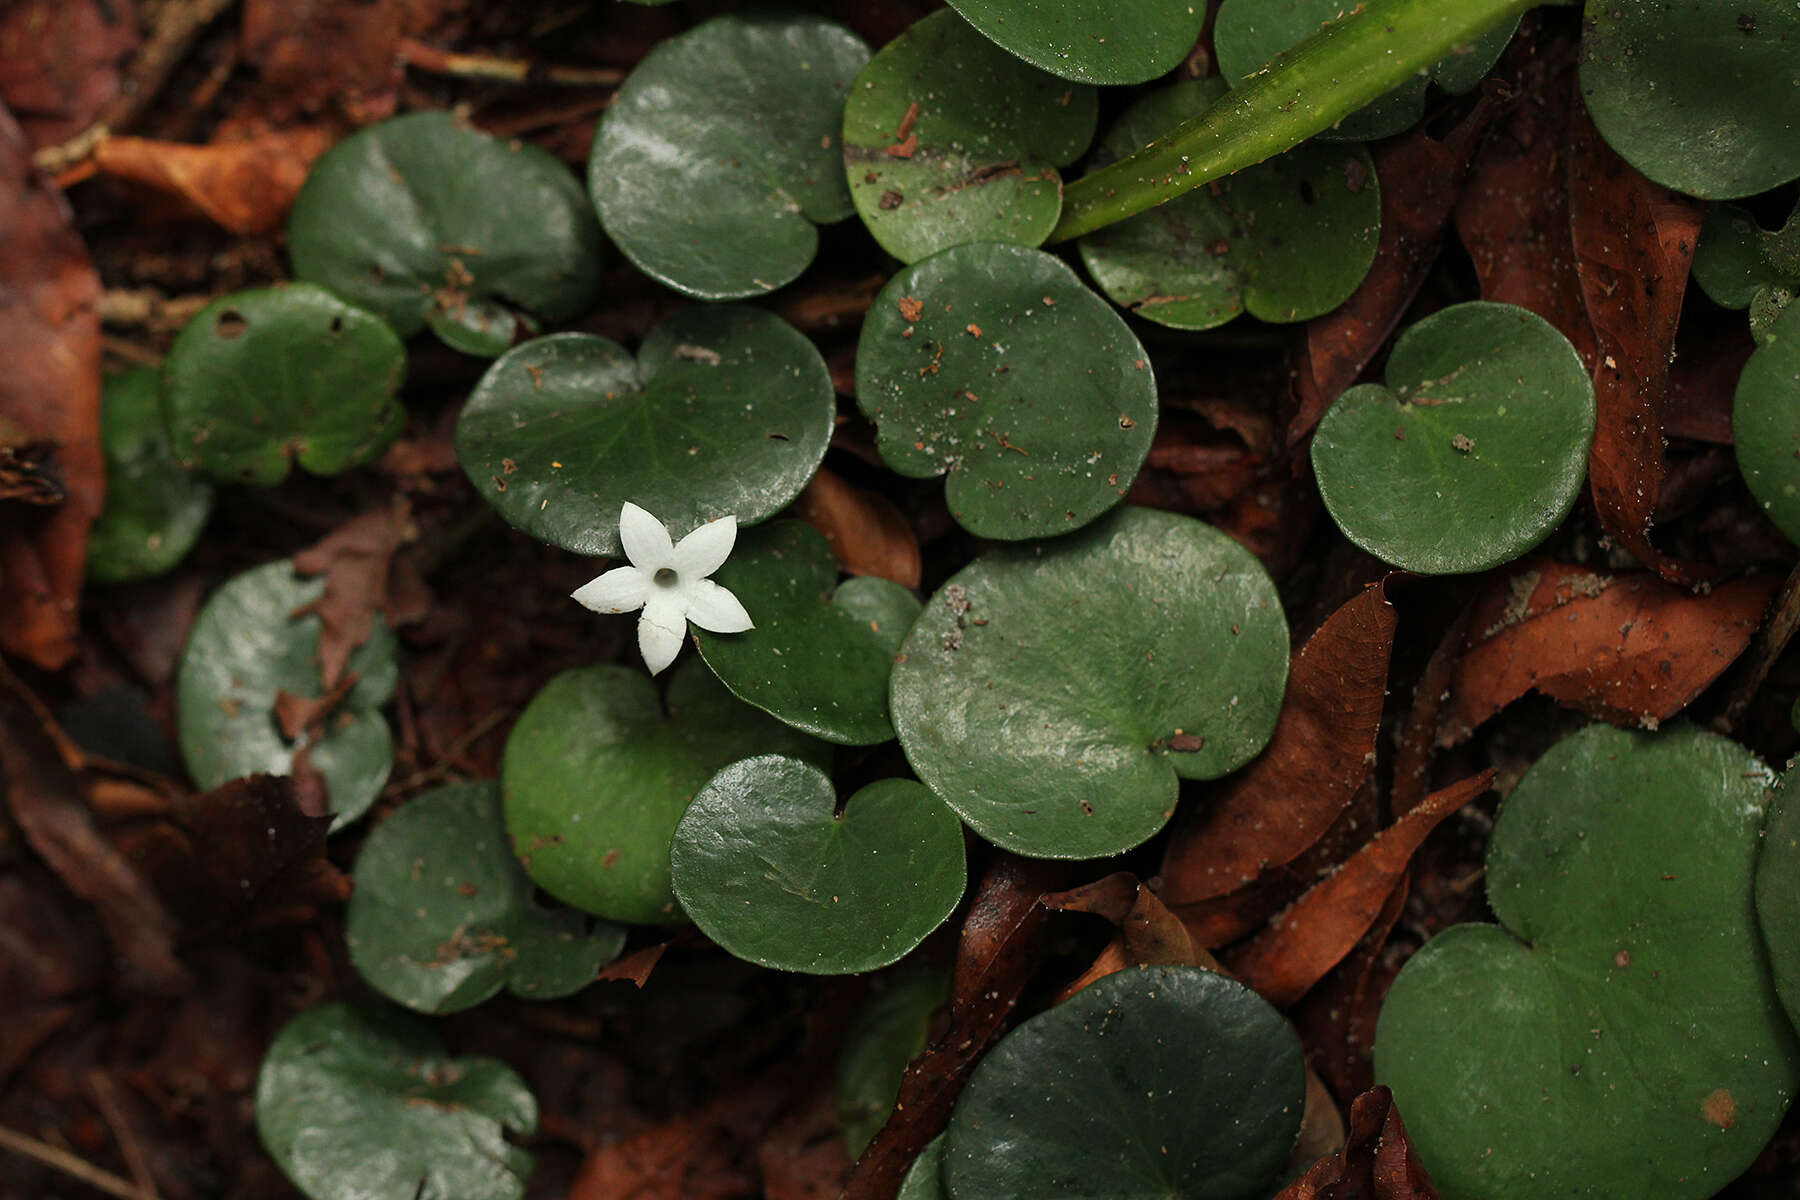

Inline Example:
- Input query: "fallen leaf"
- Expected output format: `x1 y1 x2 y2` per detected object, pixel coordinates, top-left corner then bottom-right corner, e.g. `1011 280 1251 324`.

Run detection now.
1292 875 1411 1103
292 497 426 690
1276 1085 1440 1199
1162 579 1397 904
1047 872 1217 1001
1124 412 1266 515
0 866 105 1077
0 102 103 670
1663 325 1752 446
793 466 921 589
598 940 676 988
1227 771 1496 1008
0 0 136 149
239 0 433 124
569 1097 758 1200
90 126 337 235
758 1081 853 1200
1438 559 1774 743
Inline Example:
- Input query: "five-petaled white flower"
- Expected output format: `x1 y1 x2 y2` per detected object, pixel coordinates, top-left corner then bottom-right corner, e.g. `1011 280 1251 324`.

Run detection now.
571 502 754 675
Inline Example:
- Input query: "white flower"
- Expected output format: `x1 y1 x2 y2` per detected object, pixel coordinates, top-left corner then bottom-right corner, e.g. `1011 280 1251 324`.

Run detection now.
571 502 754 675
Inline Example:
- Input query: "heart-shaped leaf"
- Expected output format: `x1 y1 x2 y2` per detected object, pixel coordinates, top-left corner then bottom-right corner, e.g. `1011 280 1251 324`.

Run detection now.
671 756 966 974
177 559 396 831
838 964 951 1155
87 366 214 582
256 1003 536 1200
347 781 626 1014
944 964 1304 1199
162 284 405 485
1375 723 1800 1200
1311 301 1595 574
502 659 826 926
590 13 869 300
1698 200 1800 343
693 521 920 745
456 308 835 557
1736 303 1800 560
891 506 1288 859
1077 78 1380 330
842 9 1097 264
1216 0 1518 140
289 111 603 354
856 242 1157 540
945 0 1204 85
1757 763 1800 1029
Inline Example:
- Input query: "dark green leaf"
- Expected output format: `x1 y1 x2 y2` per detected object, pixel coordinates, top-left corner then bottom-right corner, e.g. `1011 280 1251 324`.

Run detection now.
1693 200 1799 342
456 308 835 557
87 366 213 582
1757 762 1800 1029
670 756 966 973
837 964 952 1156
899 1136 947 1200
1735 302 1800 548
946 0 1204 85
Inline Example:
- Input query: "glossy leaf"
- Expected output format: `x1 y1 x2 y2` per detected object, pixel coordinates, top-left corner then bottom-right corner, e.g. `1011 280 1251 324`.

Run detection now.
944 965 1304 1199
86 366 213 582
590 13 868 299
256 1003 536 1200
162 284 405 485
670 756 966 974
501 660 825 926
1580 0 1800 200
1757 763 1800 1029
891 506 1288 859
898 1136 947 1200
694 521 920 745
1695 200 1799 342
289 111 603 353
347 782 625 1014
1078 78 1380 330
842 9 1097 263
945 0 1203 85
177 560 396 832
456 308 834 558
1736 303 1800 548
1216 0 1517 140
1312 301 1595 574
838 965 952 1156
856 242 1156 540
1375 724 1800 1200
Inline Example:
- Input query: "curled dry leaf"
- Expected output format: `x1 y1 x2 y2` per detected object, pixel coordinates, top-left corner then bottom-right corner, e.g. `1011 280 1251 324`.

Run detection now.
793 464 921 588
90 126 337 235
1438 559 1774 745
0 0 136 147
1292 873 1411 1102
292 498 426 690
1276 1085 1439 1200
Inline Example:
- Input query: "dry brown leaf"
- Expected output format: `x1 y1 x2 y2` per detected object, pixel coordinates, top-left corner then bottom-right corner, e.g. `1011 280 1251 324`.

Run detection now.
793 466 921 588
291 498 425 690
91 126 336 235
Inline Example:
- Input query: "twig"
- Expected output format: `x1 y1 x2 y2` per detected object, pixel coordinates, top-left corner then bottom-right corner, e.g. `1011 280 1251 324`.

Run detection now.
1713 560 1800 734
0 1124 157 1200
86 1071 162 1200
395 37 624 88
99 289 214 333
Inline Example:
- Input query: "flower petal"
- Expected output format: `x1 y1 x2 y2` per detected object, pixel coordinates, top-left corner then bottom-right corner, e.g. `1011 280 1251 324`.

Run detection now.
684 578 754 633
570 565 650 613
637 591 688 675
671 514 737 579
619 501 673 569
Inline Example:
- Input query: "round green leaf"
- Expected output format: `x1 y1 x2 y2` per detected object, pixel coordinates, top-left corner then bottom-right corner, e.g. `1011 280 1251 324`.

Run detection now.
838 964 951 1156
1735 302 1800 545
670 756 967 974
899 1136 947 1200
177 560 396 831
256 1003 536 1200
1311 301 1595 575
347 782 625 1014
944 0 1203 86
501 659 826 926
162 284 405 486
87 367 214 582
456 308 834 558
1580 0 1800 201
891 506 1288 859
1216 0 1518 140
944 965 1304 1199
843 9 1097 264
1375 724 1800 1200
856 243 1157 541
1696 200 1800 342
693 521 920 745
1757 762 1800 1029
289 111 603 353
590 13 869 300
1077 78 1380 330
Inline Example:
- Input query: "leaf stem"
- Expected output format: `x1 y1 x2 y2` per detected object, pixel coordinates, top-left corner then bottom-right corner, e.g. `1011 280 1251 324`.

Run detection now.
1048 0 1542 243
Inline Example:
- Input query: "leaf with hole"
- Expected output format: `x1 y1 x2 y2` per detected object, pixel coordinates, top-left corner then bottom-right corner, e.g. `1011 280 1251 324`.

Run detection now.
1736 303 1800 562
670 756 966 974
837 963 951 1156
87 366 213 582
842 9 1097 264
892 506 1288 859
590 13 868 300
456 308 834 558
162 284 405 485
944 965 1304 1199
177 559 396 832
289 111 603 355
1311 301 1595 574
347 782 625 1014
256 1003 536 1200
1757 761 1800 1030
945 0 1204 85
856 242 1156 540
1375 723 1800 1200
694 521 920 745
502 659 826 926
1694 200 1799 343
1077 78 1380 330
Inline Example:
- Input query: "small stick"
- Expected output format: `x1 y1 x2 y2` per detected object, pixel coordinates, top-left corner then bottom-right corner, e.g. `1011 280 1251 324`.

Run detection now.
0 1124 156 1200
86 1071 162 1200
395 37 624 88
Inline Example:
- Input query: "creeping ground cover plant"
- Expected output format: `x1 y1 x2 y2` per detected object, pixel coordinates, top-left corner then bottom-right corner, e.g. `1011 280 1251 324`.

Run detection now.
17 2 1800 1199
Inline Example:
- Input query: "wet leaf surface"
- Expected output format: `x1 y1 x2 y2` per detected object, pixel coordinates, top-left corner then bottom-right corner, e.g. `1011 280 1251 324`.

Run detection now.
946 0 1202 85
86 367 214 583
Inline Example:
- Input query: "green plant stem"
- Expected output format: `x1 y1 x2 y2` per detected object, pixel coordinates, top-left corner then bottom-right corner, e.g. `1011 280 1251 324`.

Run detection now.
1048 0 1541 243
